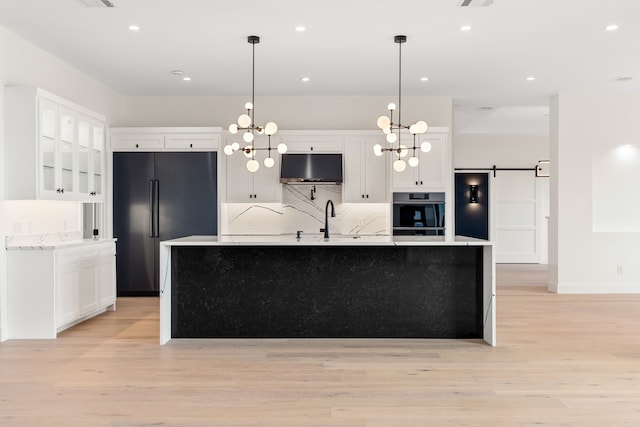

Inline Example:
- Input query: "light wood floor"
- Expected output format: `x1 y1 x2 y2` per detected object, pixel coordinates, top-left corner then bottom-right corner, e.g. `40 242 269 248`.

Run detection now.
2 265 640 426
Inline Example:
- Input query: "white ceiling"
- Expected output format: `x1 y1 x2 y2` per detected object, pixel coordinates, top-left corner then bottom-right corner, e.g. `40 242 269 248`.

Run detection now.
1 0 639 135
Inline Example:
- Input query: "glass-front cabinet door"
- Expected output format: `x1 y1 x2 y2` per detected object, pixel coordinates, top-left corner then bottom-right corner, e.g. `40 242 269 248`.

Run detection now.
92 121 104 199
58 106 76 196
78 115 91 195
38 98 58 195
77 114 104 200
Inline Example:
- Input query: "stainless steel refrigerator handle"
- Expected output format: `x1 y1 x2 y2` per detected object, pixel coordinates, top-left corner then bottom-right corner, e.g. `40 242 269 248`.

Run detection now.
154 180 160 237
148 180 154 237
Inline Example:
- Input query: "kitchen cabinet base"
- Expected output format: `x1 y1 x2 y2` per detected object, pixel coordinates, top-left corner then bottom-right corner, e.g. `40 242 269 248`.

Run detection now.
169 245 484 340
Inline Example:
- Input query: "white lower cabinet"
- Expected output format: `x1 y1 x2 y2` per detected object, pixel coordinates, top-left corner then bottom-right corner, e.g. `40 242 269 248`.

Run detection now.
7 241 117 339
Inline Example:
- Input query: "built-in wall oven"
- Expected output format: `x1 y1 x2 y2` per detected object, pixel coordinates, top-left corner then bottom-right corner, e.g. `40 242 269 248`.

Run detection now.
392 192 445 236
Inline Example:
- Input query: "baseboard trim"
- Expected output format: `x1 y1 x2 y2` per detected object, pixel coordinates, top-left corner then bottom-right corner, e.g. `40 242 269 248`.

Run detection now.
555 283 640 294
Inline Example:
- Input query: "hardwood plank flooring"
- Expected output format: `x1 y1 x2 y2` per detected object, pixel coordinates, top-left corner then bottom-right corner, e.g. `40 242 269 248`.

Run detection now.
1 264 640 426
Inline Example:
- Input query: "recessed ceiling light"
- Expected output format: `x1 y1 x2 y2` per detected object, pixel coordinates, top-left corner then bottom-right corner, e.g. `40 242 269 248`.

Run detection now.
295 26 306 32
171 70 184 76
460 25 472 31
526 76 536 81
128 25 140 32
420 77 429 82
301 77 310 82
605 24 619 31
613 76 633 82
182 76 191 81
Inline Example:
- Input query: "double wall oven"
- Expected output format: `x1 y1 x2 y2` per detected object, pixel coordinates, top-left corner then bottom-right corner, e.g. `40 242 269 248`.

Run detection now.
392 192 445 236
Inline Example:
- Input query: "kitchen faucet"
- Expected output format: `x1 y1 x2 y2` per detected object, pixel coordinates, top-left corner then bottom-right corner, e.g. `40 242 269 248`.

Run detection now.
320 199 336 240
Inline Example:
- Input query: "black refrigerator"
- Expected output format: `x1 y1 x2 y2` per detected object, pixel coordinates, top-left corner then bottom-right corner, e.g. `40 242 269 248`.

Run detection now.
113 152 217 296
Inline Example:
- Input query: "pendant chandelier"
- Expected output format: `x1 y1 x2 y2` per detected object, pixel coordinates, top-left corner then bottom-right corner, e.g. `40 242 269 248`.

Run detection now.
374 35 431 173
223 35 287 172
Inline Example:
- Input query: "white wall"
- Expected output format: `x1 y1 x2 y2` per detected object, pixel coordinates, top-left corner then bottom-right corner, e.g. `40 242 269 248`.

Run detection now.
116 95 453 129
453 134 549 169
0 26 124 341
549 91 640 293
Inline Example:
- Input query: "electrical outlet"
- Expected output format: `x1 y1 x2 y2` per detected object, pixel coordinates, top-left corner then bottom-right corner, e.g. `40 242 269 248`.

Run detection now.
617 264 624 275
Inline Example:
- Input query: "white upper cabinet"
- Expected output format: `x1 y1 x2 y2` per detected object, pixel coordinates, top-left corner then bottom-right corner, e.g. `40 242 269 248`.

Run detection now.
391 132 449 191
110 127 221 151
78 114 105 198
225 150 281 202
278 133 344 153
344 135 388 203
5 87 106 201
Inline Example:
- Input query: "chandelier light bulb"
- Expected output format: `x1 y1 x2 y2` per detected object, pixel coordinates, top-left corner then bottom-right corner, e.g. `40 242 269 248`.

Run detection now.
223 145 234 155
415 120 428 134
399 144 409 158
243 146 253 158
245 102 253 110
408 156 419 167
373 144 383 156
377 115 391 129
264 157 275 168
409 124 417 135
386 133 398 144
228 124 238 134
383 127 391 135
277 142 288 154
238 114 251 128
393 159 407 172
231 142 240 151
265 122 278 136
388 103 396 111
421 141 432 153
246 159 260 173
243 132 254 143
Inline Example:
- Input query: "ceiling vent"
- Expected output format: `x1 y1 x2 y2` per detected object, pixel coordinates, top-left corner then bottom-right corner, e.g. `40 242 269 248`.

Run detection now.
613 77 633 82
79 0 115 7
458 0 493 6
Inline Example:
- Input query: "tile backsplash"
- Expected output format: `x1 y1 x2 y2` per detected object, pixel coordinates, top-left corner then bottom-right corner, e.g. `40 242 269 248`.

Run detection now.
222 185 390 236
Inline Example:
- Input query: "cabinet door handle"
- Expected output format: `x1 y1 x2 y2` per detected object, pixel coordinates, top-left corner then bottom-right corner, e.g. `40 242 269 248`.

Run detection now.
149 180 154 237
136 144 139 148
366 194 369 199
420 181 423 185
154 180 160 237
249 194 253 199
415 181 418 186
362 194 365 198
190 143 193 148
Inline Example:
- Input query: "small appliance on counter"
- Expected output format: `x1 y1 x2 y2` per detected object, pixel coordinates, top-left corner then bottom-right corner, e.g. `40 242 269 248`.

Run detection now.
392 192 445 236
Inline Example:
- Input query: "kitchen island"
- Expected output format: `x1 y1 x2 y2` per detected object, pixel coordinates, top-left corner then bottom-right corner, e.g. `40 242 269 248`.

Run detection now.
159 235 495 346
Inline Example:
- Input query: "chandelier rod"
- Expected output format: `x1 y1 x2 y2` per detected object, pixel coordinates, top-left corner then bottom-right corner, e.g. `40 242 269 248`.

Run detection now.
398 36 402 134
251 36 256 127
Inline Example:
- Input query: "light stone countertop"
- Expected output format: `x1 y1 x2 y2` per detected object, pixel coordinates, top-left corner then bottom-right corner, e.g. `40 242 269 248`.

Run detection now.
5 233 117 250
160 234 492 247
